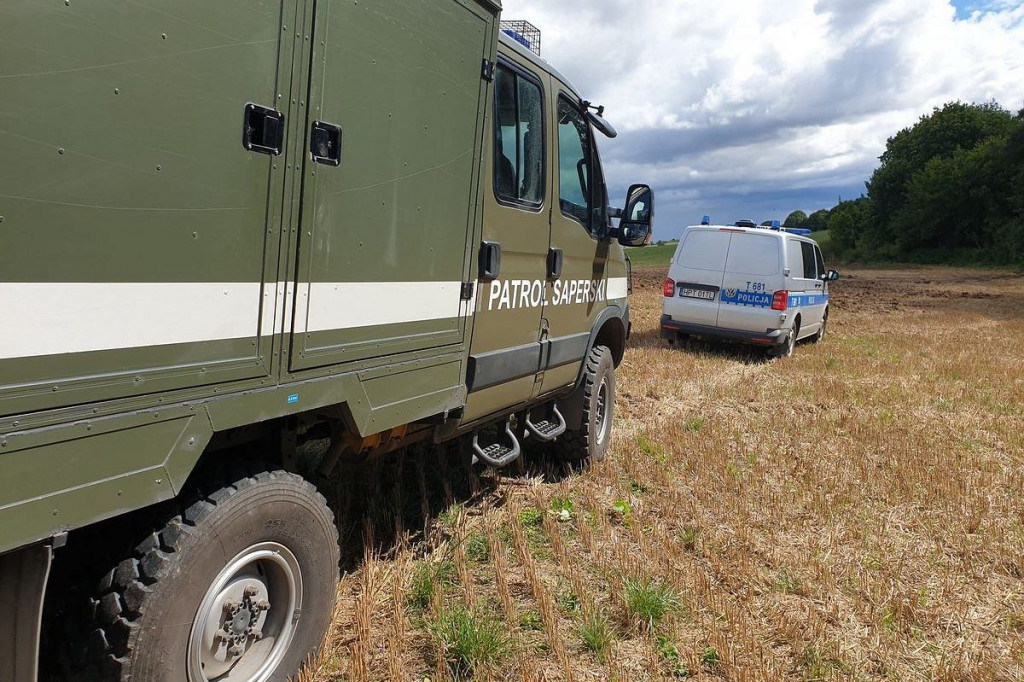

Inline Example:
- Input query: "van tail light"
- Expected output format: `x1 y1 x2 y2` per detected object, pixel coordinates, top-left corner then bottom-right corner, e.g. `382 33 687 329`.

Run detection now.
663 279 676 298
771 290 789 311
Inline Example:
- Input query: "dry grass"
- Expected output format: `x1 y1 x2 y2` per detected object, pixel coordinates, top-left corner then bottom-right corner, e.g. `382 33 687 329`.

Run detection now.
307 265 1024 681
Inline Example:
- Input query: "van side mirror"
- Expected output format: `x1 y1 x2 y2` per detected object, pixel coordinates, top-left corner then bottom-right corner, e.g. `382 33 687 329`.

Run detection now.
825 269 840 282
615 184 654 247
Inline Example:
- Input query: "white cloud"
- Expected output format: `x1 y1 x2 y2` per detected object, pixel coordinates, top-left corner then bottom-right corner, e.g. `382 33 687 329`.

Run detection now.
500 0 1024 235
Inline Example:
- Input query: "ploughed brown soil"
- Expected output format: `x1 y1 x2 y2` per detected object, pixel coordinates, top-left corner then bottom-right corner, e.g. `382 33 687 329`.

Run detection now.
305 265 1024 682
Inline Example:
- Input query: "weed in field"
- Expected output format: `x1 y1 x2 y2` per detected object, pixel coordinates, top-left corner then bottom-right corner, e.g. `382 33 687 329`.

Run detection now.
679 526 700 551
439 502 464 527
624 577 679 628
700 645 721 668
683 417 703 432
429 603 511 675
556 589 581 614
612 499 632 520
636 434 666 463
802 645 852 677
776 568 801 595
550 497 574 521
465 531 489 563
407 559 455 610
519 609 543 631
578 609 615 662
630 478 649 494
657 635 690 678
519 506 543 528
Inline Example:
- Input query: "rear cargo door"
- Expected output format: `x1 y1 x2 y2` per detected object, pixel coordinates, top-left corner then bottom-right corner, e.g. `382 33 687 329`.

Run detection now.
288 0 497 372
717 232 783 332
0 0 302 416
666 229 730 327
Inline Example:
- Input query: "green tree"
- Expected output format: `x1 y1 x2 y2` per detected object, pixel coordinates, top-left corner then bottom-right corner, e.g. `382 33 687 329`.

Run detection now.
784 210 807 228
866 101 1018 253
805 209 831 232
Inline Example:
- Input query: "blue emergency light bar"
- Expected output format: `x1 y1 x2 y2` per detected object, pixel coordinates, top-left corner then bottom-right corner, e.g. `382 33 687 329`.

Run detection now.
782 227 813 236
700 215 711 225
502 29 531 50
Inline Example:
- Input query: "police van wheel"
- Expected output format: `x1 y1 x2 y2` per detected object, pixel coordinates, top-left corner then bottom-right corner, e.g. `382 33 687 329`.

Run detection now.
554 345 614 463
85 466 339 682
812 308 828 343
772 324 797 359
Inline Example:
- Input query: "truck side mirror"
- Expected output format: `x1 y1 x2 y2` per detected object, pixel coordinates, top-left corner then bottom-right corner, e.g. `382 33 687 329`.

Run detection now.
617 184 654 247
825 269 840 282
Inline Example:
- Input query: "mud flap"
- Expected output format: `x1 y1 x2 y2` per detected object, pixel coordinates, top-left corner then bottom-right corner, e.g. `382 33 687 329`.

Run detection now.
0 543 52 682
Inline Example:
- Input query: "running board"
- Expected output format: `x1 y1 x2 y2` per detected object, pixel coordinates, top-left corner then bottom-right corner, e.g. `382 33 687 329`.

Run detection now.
471 418 522 468
525 405 567 442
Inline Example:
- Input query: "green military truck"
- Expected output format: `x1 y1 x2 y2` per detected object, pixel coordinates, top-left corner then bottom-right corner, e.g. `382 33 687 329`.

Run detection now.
0 1 653 680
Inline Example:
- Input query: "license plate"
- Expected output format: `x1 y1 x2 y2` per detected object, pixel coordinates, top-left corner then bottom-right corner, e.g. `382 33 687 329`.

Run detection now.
680 288 716 301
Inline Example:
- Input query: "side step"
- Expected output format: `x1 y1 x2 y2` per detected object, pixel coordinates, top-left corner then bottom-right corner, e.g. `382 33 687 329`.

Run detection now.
525 405 567 442
471 418 522 468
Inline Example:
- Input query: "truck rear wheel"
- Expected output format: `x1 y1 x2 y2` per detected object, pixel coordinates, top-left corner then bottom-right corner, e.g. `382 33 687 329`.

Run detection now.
554 345 614 463
88 467 339 682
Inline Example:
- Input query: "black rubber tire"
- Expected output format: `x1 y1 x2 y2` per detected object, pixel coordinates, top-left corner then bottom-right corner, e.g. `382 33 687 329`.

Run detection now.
86 467 339 682
812 308 828 343
553 345 615 462
771 321 798 359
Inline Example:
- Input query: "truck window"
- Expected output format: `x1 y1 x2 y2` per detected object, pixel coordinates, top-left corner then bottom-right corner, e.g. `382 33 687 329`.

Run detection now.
800 241 817 279
557 96 593 230
676 230 730 271
493 63 545 208
725 233 779 276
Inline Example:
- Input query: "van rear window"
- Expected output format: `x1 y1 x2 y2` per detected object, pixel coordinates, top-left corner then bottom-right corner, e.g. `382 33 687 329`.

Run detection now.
676 230 730 271
725 233 779 276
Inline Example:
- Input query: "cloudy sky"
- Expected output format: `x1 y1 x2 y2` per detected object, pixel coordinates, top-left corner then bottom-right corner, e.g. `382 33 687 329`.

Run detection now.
502 0 1024 239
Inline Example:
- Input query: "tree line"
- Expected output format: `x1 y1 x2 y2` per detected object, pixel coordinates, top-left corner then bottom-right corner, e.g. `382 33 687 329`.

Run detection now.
783 101 1024 265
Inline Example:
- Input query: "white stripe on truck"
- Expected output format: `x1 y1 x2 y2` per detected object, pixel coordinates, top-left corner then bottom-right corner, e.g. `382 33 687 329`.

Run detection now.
0 276 630 359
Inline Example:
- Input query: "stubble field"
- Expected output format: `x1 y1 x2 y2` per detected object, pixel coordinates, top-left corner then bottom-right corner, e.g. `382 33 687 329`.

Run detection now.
305 266 1024 681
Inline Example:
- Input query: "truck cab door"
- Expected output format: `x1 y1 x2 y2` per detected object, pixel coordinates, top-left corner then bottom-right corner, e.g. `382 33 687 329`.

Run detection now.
462 57 549 422
541 92 624 394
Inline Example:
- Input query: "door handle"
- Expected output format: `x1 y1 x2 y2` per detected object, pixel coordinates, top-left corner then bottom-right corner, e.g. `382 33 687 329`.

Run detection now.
547 248 563 279
242 103 284 155
310 120 343 166
480 241 501 280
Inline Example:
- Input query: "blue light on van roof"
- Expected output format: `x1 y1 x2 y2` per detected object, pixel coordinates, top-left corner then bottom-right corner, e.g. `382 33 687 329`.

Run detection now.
771 219 781 229
700 215 711 225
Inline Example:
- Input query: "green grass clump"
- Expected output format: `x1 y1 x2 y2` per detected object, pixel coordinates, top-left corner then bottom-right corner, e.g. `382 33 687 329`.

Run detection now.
579 609 615 661
624 577 679 628
430 604 511 675
407 560 455 610
465 532 490 563
518 506 544 528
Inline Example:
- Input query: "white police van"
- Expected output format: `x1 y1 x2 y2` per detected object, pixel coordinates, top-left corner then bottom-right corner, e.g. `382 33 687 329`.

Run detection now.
660 220 839 357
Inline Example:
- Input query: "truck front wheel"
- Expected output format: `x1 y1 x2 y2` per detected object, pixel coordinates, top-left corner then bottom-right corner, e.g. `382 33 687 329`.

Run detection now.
88 467 339 682
554 345 615 463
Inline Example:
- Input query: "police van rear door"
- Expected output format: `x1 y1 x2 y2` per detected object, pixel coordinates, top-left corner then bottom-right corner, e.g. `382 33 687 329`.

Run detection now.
717 231 784 332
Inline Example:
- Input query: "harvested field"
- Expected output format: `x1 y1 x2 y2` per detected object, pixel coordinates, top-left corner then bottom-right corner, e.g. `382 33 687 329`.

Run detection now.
307 266 1024 681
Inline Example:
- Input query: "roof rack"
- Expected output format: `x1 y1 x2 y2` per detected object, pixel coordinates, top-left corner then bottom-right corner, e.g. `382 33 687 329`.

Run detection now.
500 20 541 56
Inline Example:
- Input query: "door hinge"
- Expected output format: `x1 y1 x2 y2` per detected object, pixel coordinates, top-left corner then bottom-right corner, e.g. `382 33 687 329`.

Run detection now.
461 282 475 301
481 59 495 82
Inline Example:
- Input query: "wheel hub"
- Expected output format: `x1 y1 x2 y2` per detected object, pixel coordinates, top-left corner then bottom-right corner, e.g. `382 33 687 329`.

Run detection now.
188 543 301 682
